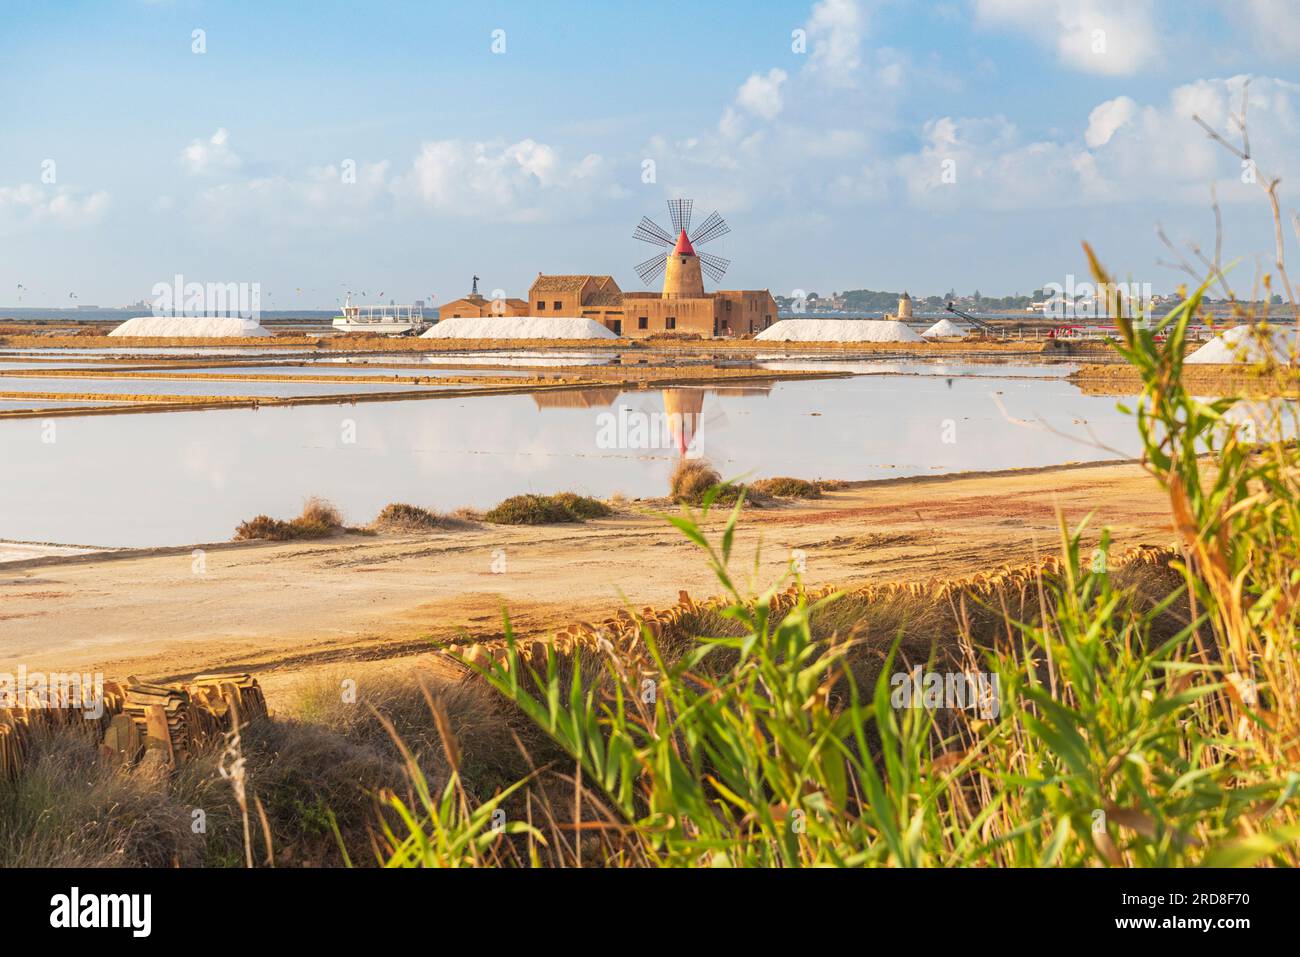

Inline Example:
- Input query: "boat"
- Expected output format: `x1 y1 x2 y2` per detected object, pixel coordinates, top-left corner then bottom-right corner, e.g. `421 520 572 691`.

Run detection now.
332 296 430 335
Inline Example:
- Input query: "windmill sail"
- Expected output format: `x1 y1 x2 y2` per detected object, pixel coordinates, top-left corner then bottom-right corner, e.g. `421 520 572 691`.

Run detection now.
690 211 730 247
667 198 693 235
635 252 669 284
633 216 674 247
699 253 731 283
632 198 732 287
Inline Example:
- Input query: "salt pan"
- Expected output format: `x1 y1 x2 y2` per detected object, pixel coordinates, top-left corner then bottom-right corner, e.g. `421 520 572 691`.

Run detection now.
755 319 924 343
421 316 617 340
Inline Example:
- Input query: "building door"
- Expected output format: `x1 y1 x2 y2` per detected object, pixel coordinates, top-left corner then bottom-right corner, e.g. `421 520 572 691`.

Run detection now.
608 319 622 335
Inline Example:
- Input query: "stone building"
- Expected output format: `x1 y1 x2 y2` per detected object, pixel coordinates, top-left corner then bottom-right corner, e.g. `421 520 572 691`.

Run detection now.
526 231 777 338
439 292 528 319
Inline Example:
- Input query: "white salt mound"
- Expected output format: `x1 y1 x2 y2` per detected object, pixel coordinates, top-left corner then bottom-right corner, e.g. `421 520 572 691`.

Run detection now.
421 316 617 340
1185 324 1296 365
755 319 924 343
109 316 272 338
923 318 965 338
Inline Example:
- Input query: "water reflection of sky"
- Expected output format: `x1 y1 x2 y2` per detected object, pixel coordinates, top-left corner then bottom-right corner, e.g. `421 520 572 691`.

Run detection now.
1 374 1147 548
0 375 454 398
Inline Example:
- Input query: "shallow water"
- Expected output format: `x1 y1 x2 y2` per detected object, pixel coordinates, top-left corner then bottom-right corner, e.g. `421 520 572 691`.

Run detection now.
756 359 1075 378
0 375 459 398
0 399 129 411
0 346 307 356
329 351 618 367
151 364 536 379
0 372 1146 548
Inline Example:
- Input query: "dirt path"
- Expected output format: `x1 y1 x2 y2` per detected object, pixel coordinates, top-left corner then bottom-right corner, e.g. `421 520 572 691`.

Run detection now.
0 460 1173 691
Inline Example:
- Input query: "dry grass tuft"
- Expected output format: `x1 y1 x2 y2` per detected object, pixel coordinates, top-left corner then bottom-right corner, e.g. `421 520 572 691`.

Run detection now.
669 458 722 504
234 496 344 541
483 492 611 525
371 502 445 532
750 476 823 499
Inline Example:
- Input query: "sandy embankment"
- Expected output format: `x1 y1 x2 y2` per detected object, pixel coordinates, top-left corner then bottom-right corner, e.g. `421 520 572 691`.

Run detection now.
0 460 1174 699
1070 362 1300 397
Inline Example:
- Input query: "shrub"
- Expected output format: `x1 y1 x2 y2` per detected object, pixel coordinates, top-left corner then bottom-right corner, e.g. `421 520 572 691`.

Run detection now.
668 458 753 506
551 492 612 519
234 496 344 541
233 514 295 541
750 476 823 499
483 492 611 525
669 458 721 504
372 502 444 532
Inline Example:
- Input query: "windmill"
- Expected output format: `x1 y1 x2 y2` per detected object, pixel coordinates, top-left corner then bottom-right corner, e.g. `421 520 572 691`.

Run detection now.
633 198 731 288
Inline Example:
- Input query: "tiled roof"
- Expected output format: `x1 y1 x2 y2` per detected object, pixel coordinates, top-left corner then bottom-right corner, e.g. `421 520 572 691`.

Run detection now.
531 275 592 292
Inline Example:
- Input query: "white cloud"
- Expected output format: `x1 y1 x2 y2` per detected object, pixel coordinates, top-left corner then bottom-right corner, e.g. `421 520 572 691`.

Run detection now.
735 68 789 121
894 75 1300 211
1085 95 1137 147
896 114 1106 210
188 138 614 228
196 159 392 227
181 127 242 175
973 0 1160 75
0 184 110 226
806 0 867 86
398 139 613 221
1236 0 1300 57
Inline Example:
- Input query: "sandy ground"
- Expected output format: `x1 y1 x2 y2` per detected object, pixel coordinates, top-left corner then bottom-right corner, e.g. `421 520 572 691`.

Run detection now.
0 459 1175 700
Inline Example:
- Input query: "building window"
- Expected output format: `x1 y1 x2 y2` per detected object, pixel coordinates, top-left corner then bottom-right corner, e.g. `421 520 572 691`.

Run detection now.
536 301 545 310
638 316 648 330
666 317 676 330
764 315 772 327
553 301 562 311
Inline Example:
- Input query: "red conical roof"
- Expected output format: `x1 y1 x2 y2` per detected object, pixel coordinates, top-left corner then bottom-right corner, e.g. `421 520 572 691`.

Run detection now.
673 229 696 256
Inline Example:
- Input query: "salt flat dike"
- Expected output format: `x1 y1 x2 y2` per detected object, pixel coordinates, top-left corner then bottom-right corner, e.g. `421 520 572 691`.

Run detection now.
109 316 272 337
422 316 617 340
756 319 924 343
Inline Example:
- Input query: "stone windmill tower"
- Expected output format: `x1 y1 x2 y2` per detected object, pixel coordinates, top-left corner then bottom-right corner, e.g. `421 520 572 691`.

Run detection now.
633 199 731 298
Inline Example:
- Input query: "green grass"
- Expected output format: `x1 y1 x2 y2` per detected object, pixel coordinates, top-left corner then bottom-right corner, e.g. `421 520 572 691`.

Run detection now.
381 269 1300 866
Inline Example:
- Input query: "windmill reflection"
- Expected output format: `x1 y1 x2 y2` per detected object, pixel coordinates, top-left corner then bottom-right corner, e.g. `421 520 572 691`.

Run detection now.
532 383 770 459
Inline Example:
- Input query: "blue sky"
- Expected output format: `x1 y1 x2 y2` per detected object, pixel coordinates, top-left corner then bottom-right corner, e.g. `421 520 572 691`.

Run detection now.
2 0 1299 308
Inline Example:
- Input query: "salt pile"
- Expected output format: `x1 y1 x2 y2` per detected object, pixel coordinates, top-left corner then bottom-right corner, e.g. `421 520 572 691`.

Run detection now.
1185 324 1296 365
923 318 965 338
755 319 924 343
421 316 617 340
109 316 272 338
